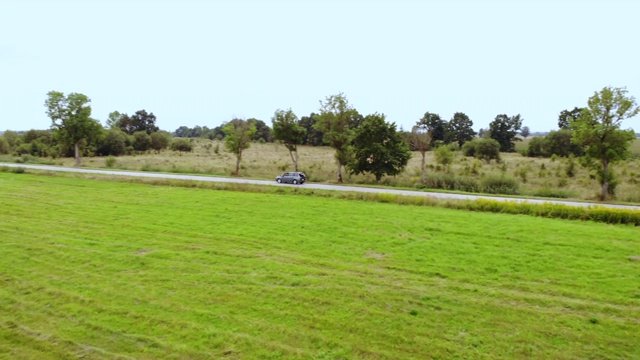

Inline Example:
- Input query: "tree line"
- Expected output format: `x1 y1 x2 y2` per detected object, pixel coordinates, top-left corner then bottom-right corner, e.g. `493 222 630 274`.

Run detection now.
0 87 637 199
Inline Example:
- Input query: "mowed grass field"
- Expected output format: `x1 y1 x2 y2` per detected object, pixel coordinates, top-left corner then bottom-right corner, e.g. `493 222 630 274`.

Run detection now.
1 173 639 359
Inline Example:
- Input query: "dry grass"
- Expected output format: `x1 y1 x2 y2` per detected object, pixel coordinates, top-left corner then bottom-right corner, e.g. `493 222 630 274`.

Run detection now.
16 137 640 203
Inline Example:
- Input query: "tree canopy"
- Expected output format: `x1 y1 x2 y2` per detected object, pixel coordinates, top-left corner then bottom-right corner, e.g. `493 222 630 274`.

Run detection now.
488 114 523 152
272 108 306 171
448 112 476 146
223 119 257 175
571 86 639 199
349 113 411 181
44 91 102 165
313 93 360 182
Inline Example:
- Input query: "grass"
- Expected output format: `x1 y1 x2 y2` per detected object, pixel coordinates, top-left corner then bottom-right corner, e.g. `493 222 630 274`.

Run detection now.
3 137 640 203
1 173 639 359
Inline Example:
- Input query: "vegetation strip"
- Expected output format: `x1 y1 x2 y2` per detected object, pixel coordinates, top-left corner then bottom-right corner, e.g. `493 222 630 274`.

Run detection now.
2 165 639 226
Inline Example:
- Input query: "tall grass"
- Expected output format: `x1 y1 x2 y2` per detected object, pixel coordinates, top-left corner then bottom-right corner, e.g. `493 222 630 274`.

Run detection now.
8 137 640 202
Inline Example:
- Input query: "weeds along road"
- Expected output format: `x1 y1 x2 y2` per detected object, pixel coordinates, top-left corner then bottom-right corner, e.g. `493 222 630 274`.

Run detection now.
2 163 639 211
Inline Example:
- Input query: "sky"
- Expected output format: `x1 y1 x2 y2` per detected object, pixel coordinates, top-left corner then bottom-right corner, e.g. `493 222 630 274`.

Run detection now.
1 0 639 133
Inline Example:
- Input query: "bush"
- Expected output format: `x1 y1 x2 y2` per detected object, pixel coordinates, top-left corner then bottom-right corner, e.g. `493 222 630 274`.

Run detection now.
434 146 454 169
461 141 476 157
481 175 519 195
171 138 193 152
133 131 152 152
97 129 128 156
105 156 117 168
0 137 11 154
150 131 172 152
527 136 547 157
474 138 501 163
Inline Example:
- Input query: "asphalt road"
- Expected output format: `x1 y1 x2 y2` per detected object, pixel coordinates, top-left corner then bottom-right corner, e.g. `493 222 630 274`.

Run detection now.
2 162 639 210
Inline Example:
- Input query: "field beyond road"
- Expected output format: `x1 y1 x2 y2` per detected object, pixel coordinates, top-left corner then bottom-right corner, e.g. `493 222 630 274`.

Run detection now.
1 173 639 359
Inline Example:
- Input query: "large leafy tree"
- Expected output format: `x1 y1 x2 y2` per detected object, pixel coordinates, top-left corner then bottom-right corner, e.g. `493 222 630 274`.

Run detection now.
247 118 272 142
420 112 446 146
299 113 324 146
571 86 638 200
489 114 523 152
223 119 257 175
313 93 360 183
349 113 411 181
410 122 432 185
119 109 159 135
558 107 585 129
44 91 102 165
272 108 306 171
448 112 476 146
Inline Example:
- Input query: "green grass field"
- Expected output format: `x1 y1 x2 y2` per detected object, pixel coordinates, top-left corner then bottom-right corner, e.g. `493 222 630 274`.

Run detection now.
1 173 639 359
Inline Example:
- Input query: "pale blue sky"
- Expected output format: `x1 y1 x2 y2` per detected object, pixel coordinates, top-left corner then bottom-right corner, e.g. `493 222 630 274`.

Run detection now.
1 0 638 133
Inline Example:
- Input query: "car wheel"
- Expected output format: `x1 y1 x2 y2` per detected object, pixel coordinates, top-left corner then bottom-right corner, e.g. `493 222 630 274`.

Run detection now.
293 179 298 185
277 178 282 183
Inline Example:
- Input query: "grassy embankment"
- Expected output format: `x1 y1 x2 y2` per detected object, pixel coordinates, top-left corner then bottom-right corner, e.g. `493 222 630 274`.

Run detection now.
5 137 639 203
1 173 639 359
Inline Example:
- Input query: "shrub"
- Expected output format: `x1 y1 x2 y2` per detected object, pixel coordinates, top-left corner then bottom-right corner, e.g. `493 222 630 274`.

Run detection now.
133 131 152 152
527 136 547 157
474 138 501 163
481 175 519 195
0 137 10 154
105 156 117 168
97 129 128 156
150 131 172 152
461 141 476 157
434 146 454 169
171 138 193 152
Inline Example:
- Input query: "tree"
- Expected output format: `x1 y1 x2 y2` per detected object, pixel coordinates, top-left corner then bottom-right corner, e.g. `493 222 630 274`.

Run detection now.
106 111 126 129
448 112 476 146
558 107 584 129
150 131 172 152
223 119 257 175
489 114 523 152
420 112 446 146
544 129 583 157
349 113 411 181
299 113 324 146
520 126 530 139
174 126 191 138
313 93 360 183
571 86 639 200
44 91 102 165
272 108 306 171
410 122 432 185
119 110 159 135
247 118 272 142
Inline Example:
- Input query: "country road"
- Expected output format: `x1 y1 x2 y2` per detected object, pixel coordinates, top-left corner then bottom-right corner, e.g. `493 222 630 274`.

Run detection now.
2 162 639 210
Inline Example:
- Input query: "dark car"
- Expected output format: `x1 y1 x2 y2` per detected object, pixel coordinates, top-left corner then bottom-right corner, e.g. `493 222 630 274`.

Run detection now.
275 172 305 184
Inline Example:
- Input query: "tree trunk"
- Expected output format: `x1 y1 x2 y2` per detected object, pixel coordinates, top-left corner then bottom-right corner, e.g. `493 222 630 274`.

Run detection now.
74 141 81 166
420 151 426 185
235 152 241 175
337 161 343 183
600 159 609 200
289 149 299 171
